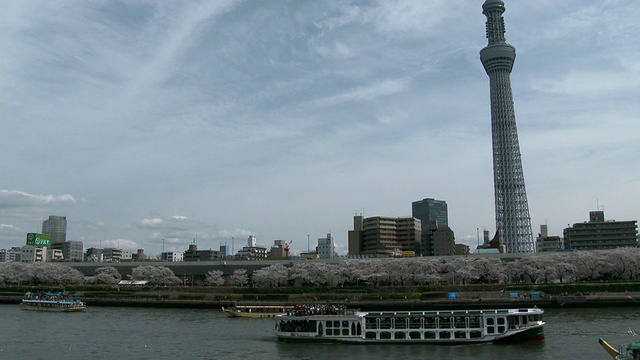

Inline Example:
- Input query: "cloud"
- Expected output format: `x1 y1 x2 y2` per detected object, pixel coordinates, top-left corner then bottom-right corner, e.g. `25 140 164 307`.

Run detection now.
0 190 78 210
0 224 21 232
99 239 140 252
315 78 411 107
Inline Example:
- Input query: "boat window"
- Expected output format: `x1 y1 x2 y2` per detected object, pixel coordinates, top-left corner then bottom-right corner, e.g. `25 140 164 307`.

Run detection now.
365 318 377 329
470 330 482 339
380 318 391 329
342 321 349 328
357 323 362 335
326 321 332 328
334 321 340 328
365 332 376 339
394 332 406 340
528 314 540 322
486 318 495 325
455 331 466 339
425 317 436 329
425 331 436 339
497 317 505 325
395 318 407 329
469 316 481 328
409 331 421 339
498 326 506 333
440 317 451 329
342 329 349 336
380 332 391 339
487 327 495 334
439 331 451 339
409 317 421 329
453 317 465 329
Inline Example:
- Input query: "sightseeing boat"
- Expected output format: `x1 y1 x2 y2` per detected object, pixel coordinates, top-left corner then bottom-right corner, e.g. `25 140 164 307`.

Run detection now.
21 292 86 312
276 305 545 343
222 304 295 318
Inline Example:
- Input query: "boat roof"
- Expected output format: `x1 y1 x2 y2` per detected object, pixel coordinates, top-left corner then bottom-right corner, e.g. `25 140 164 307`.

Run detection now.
628 342 640 350
278 308 543 319
364 308 543 317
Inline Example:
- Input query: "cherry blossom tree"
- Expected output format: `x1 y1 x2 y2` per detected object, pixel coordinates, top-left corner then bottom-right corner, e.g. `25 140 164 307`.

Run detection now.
229 269 248 287
131 265 181 286
204 270 225 286
87 266 122 285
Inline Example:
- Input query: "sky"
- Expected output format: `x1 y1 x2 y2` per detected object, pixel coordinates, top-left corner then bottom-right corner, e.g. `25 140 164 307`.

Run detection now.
1 0 639 257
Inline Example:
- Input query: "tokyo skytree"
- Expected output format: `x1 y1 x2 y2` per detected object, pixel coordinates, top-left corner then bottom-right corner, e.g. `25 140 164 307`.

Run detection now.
479 0 534 253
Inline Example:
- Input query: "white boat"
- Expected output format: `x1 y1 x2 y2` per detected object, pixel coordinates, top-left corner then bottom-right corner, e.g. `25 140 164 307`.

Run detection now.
276 306 544 343
222 305 295 318
21 292 86 312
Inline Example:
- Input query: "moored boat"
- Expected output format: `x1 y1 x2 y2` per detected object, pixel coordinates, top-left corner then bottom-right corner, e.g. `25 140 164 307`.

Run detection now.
222 304 295 318
21 292 86 312
276 305 545 344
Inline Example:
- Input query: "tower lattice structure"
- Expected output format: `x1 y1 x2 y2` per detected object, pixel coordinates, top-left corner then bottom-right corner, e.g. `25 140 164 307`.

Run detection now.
479 0 534 253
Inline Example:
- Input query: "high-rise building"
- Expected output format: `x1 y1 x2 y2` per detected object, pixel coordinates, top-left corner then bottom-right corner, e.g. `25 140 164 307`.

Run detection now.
412 198 448 256
480 0 534 253
41 215 67 244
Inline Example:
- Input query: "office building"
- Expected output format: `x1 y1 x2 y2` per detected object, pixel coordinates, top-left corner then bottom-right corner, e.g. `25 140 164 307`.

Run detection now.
349 215 421 257
412 198 448 256
41 215 67 244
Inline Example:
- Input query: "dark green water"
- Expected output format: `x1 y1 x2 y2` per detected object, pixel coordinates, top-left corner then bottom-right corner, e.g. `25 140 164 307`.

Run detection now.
1 305 638 359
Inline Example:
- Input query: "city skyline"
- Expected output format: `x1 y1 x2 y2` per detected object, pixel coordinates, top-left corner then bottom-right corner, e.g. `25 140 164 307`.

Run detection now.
1 1 639 256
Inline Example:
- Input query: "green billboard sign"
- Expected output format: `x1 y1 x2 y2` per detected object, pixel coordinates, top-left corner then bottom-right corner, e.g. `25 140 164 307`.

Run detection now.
26 233 50 247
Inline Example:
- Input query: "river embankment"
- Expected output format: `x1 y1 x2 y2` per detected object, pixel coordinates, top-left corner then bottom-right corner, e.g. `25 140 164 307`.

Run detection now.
2 292 640 310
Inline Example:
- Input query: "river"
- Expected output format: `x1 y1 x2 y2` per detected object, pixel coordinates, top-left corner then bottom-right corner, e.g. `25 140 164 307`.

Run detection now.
1 305 638 359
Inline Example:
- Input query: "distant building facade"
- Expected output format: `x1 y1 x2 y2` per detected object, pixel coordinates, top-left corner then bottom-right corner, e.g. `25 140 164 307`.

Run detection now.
475 229 505 254
19 246 62 262
236 236 267 260
564 211 638 251
317 233 336 259
269 240 290 259
536 224 562 252
41 215 67 244
430 220 456 256
454 243 470 256
161 251 184 262
412 198 448 256
51 241 84 262
348 215 421 257
183 244 224 261
0 247 21 262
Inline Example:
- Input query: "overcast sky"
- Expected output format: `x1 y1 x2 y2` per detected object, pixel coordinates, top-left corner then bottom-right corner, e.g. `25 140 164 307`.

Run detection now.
1 0 638 256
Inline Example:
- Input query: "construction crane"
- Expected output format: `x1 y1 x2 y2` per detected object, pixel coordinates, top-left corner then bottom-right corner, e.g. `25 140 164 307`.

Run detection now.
284 241 292 259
